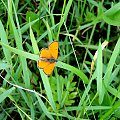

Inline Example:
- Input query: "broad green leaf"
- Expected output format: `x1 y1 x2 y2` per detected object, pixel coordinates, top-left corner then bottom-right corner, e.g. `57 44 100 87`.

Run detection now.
26 11 43 35
26 11 39 31
103 3 120 26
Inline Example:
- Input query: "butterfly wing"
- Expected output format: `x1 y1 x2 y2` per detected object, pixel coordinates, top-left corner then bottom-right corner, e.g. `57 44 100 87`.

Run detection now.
38 41 58 76
43 62 56 76
38 60 49 69
48 41 58 59
37 48 52 68
40 48 52 58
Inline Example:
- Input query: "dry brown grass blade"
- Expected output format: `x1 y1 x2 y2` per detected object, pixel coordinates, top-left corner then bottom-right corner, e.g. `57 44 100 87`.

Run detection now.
90 40 109 78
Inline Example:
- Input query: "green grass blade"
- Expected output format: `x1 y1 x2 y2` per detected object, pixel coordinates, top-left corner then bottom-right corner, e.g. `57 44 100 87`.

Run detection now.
39 70 56 111
66 105 112 111
13 103 32 120
30 26 39 54
0 42 38 61
56 72 62 105
0 61 11 70
97 42 103 104
37 23 59 42
30 102 35 120
100 100 120 119
35 93 54 120
0 20 12 65
0 87 15 103
21 19 39 34
42 19 53 42
104 37 120 87
77 70 96 109
57 0 73 39
7 1 30 88
107 86 120 99
56 61 89 84
19 89 29 106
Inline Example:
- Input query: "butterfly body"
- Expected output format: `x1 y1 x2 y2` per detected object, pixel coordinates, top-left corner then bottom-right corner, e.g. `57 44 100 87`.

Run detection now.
37 41 58 76
40 57 57 63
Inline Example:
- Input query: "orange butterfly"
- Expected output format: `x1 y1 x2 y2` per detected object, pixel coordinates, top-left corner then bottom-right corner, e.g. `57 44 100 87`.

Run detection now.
37 41 58 76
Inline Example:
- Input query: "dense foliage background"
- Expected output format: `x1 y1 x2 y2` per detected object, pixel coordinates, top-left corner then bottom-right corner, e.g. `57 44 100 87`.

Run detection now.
0 0 120 119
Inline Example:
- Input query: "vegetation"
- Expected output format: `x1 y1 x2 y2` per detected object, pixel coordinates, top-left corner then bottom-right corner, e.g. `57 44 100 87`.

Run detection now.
0 0 120 119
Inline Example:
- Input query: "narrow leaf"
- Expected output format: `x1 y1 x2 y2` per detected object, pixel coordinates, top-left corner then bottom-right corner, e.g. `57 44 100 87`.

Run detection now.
0 87 15 103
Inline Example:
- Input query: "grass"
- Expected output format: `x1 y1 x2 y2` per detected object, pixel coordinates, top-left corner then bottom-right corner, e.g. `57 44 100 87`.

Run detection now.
0 0 120 119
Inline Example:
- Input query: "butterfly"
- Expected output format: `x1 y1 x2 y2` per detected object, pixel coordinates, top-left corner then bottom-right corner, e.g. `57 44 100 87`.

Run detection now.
37 41 58 76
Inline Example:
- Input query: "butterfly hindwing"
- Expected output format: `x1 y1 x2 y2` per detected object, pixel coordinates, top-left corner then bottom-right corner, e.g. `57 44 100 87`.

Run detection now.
37 60 50 69
37 48 51 68
43 62 56 76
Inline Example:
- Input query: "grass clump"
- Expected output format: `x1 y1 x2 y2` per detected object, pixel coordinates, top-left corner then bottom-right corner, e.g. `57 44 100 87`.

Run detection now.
0 0 120 119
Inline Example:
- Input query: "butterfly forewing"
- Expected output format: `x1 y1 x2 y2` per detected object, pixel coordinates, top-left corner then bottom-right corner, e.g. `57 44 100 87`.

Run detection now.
49 41 58 59
40 48 52 58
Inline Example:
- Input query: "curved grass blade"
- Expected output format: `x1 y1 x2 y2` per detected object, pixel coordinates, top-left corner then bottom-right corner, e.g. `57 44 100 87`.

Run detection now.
0 87 15 103
56 61 89 84
0 42 38 61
